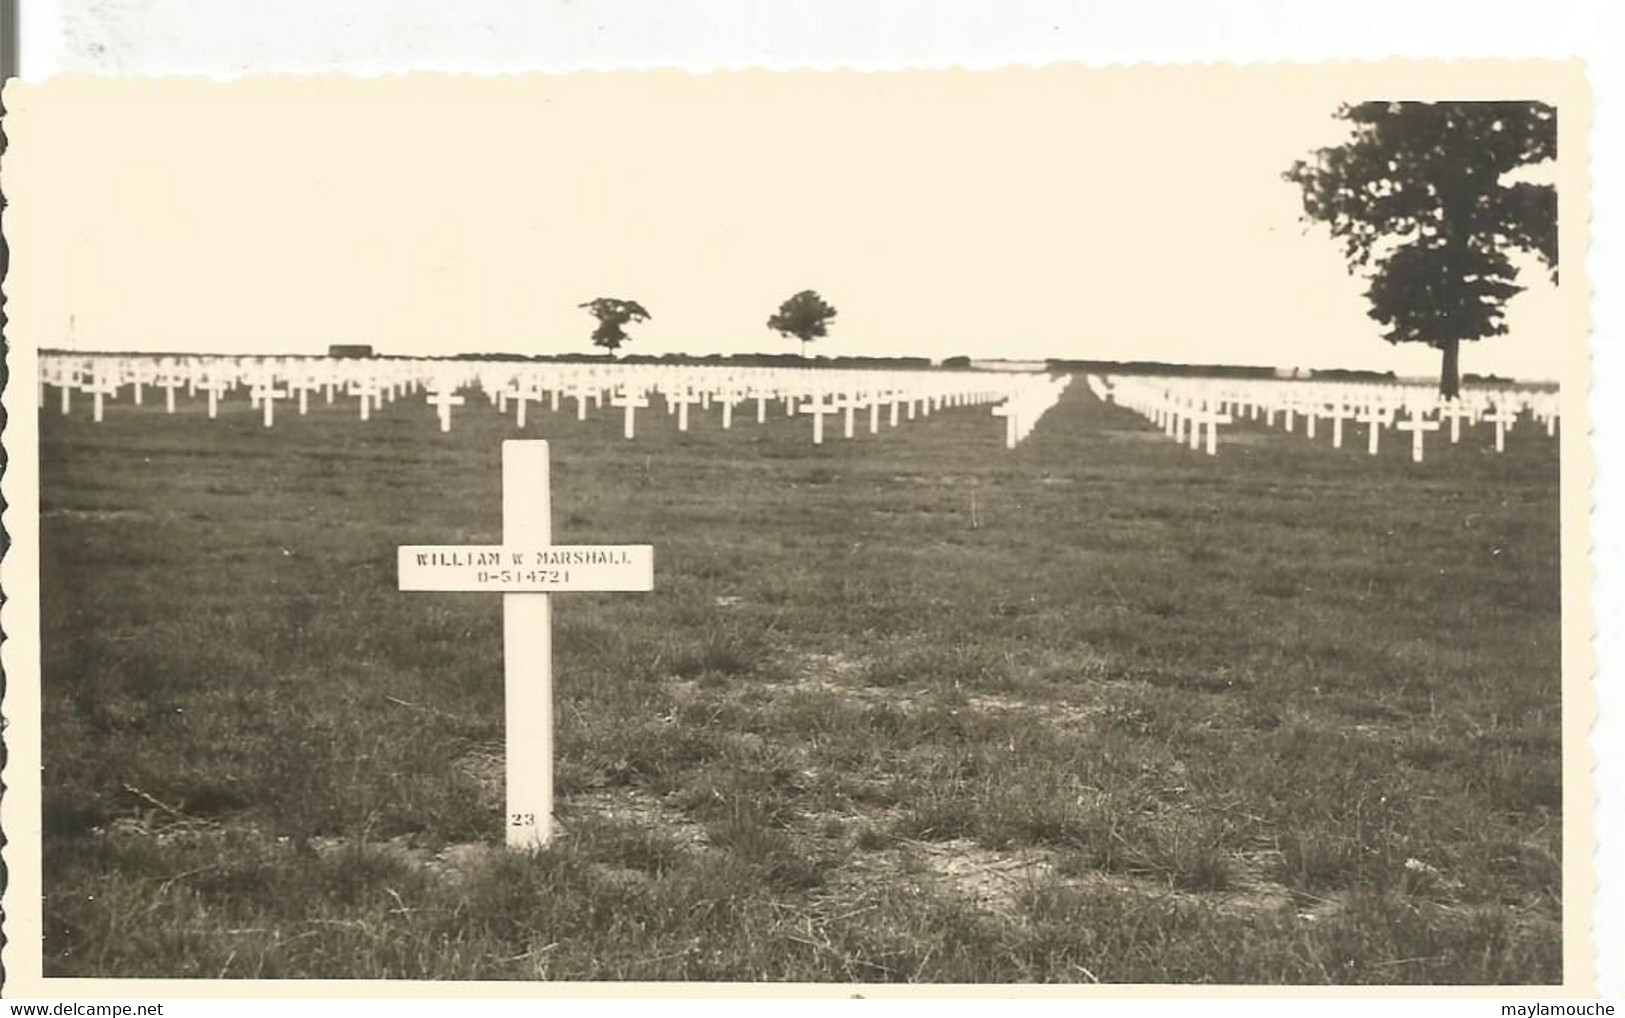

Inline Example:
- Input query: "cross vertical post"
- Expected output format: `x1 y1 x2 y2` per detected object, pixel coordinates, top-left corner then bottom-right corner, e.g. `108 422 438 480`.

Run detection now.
503 441 554 850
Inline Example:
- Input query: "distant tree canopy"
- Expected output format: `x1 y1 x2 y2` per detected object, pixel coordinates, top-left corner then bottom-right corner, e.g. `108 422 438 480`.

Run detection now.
578 298 651 356
1285 101 1557 397
767 290 838 357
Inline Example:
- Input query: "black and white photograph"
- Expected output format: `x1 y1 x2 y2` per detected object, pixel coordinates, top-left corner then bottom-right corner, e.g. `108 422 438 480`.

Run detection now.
0 46 1599 996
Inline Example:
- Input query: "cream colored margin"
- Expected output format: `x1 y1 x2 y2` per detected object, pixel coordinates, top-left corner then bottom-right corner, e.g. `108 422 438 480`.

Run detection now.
0 60 1595 997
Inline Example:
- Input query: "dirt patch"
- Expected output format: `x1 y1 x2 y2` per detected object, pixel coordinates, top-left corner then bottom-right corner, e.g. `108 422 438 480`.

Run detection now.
42 507 143 522
963 690 1104 728
913 838 1055 915
563 787 711 849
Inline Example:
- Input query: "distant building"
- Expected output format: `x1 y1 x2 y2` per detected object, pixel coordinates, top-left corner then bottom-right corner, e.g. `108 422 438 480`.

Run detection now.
328 344 374 359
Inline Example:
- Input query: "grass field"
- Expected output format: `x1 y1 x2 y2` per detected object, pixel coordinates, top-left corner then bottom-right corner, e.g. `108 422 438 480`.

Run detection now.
36 379 1563 983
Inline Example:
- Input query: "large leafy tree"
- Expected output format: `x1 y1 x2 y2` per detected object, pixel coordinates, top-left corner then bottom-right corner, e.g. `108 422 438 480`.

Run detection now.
767 290 838 358
578 298 650 357
1285 102 1556 397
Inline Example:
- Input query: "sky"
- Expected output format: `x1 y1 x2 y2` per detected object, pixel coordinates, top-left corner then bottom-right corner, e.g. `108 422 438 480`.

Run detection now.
3 65 1581 381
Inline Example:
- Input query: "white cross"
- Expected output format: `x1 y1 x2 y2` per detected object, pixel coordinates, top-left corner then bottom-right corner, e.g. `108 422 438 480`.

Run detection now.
1327 403 1351 449
506 384 534 429
800 392 838 445
397 441 653 849
1187 401 1232 455
717 388 738 430
610 386 650 439
82 369 118 423
833 391 862 439
60 368 79 415
1438 400 1474 444
351 378 379 421
253 378 287 428
1482 404 1518 453
161 375 183 414
291 377 318 416
668 387 700 432
427 387 466 433
1357 404 1390 455
1395 409 1441 463
204 376 232 419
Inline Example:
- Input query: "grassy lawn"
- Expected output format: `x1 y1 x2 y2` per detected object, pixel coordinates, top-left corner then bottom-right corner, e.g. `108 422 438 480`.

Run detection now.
36 378 1563 983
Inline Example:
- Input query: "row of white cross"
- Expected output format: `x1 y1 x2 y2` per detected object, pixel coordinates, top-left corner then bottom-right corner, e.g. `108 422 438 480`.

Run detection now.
39 354 1072 449
1099 375 1559 462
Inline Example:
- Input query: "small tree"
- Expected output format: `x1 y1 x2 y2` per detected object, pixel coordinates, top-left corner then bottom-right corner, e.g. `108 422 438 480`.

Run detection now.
767 290 838 358
578 298 651 357
1284 101 1557 398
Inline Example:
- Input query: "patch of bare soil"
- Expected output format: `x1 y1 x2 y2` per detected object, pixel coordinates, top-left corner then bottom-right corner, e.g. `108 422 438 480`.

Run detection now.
42 507 143 522
563 787 712 850
912 838 1054 916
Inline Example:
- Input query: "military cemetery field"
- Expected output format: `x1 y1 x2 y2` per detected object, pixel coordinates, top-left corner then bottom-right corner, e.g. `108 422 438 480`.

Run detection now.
37 379 1563 984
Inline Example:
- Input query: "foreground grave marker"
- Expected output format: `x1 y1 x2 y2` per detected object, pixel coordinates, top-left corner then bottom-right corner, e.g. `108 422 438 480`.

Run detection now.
398 441 654 849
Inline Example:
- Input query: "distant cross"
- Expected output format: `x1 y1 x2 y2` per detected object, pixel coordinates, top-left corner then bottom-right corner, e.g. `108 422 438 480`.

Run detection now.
1193 401 1233 456
834 391 862 439
398 441 653 850
428 386 466 433
1357 404 1390 455
60 367 79 415
717 387 737 430
1482 404 1518 453
351 378 380 422
253 377 287 428
506 384 534 429
1327 403 1351 449
83 369 118 423
669 387 700 432
161 375 183 414
204 376 232 419
292 377 318 416
610 386 650 439
800 392 838 445
1438 400 1474 444
1395 408 1441 463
